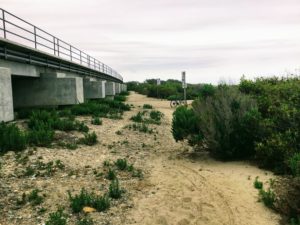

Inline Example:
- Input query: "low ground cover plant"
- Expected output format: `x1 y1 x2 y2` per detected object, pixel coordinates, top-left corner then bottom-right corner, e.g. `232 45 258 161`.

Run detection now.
143 104 153 109
68 188 110 213
45 208 67 225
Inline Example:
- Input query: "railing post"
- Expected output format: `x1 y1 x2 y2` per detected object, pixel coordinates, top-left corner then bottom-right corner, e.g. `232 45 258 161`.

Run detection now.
70 45 72 61
34 26 37 49
57 39 60 57
80 51 82 64
2 9 6 39
53 36 56 55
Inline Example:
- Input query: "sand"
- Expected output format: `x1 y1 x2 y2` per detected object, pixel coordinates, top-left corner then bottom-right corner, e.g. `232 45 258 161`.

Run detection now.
0 92 280 225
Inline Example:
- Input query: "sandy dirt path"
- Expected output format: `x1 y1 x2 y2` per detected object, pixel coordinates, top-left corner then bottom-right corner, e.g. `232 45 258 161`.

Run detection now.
125 92 280 225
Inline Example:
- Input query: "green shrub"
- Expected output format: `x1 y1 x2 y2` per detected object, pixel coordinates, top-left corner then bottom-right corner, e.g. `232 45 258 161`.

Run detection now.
192 85 259 159
68 189 109 213
114 95 126 102
289 153 300 177
132 169 143 179
143 104 153 109
259 188 276 209
27 123 54 147
115 159 127 170
109 179 122 199
80 132 97 146
45 209 67 225
75 121 89 133
106 168 117 180
0 122 27 153
28 189 43 206
172 106 201 145
254 177 263 189
130 112 143 123
198 84 216 98
240 77 300 174
119 91 129 96
91 117 102 125
148 110 163 124
92 195 110 212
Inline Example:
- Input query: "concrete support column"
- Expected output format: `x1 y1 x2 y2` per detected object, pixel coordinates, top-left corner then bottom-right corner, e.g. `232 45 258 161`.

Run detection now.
83 78 106 99
122 84 127 92
0 67 14 122
105 81 115 99
115 83 121 94
12 73 84 108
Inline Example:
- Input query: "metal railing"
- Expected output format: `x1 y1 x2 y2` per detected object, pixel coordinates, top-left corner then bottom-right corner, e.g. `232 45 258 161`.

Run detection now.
0 8 122 81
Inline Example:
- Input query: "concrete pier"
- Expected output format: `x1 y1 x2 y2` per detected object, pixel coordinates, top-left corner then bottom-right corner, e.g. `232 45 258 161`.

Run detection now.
115 83 121 94
105 81 115 97
12 74 84 108
83 78 106 100
0 67 14 122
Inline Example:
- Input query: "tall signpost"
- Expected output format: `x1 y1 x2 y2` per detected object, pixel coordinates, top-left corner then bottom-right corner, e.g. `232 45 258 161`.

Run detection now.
182 71 187 105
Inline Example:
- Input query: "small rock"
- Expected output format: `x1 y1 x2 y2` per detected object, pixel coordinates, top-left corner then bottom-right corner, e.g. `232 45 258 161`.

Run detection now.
83 207 96 213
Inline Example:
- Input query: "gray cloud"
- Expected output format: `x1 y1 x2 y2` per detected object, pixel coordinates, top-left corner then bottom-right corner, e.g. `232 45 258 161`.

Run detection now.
1 0 300 83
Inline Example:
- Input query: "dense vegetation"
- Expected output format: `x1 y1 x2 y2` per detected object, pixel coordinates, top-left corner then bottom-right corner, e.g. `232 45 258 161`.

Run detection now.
0 94 130 154
172 76 300 223
127 79 211 100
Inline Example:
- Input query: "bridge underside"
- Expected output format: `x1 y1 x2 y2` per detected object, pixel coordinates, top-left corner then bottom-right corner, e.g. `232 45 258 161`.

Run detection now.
0 64 127 122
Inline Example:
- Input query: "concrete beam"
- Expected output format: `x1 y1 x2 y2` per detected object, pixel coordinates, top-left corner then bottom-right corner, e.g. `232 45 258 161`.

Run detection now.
83 78 106 99
12 73 84 108
0 59 39 77
0 67 14 122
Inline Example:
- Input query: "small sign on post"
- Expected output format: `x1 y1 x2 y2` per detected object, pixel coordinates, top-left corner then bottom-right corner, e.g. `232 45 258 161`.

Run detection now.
157 78 161 86
182 71 187 105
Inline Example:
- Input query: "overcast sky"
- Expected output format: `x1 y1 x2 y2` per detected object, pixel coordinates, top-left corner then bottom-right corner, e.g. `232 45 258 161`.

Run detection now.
1 0 300 83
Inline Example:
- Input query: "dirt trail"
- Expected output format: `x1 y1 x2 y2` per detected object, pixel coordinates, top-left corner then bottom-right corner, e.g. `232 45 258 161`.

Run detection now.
125 93 280 225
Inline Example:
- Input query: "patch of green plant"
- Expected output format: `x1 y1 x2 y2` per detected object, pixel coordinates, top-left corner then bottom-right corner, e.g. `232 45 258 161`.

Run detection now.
27 123 54 147
0 122 27 153
28 189 43 206
79 132 98 146
259 188 276 209
149 110 163 124
109 179 122 199
115 158 128 170
68 188 110 213
115 130 122 135
45 208 67 225
254 177 263 189
77 217 94 225
289 153 300 177
114 95 126 102
127 164 134 172
24 166 35 176
58 141 78 150
103 160 111 167
132 169 143 179
91 117 102 125
143 104 153 109
106 168 117 180
126 123 153 134
130 112 143 123
16 193 27 206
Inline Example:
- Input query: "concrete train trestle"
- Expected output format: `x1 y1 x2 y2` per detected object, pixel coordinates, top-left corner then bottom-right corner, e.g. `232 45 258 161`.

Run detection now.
0 8 126 122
